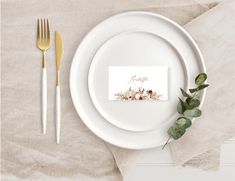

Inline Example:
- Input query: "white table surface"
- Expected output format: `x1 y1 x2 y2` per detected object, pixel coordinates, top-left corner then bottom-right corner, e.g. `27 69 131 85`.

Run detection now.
125 137 235 181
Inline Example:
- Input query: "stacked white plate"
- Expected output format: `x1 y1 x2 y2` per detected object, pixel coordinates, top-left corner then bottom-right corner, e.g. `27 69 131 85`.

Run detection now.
70 12 206 149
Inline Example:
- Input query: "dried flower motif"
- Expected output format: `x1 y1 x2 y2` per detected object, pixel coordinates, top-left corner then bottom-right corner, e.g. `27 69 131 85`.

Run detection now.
114 87 162 100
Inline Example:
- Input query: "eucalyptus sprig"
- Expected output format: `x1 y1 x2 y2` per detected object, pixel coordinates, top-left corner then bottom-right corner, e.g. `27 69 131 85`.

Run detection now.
162 73 209 149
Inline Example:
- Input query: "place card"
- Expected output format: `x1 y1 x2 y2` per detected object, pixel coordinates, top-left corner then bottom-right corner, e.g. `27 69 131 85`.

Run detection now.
109 66 168 101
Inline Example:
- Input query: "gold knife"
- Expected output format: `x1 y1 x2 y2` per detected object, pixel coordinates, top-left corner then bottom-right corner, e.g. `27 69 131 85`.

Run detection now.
55 31 63 144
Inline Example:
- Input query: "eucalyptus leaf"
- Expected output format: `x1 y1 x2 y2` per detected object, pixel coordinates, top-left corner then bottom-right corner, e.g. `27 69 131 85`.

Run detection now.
175 118 187 127
197 84 209 91
189 88 197 93
184 108 202 117
167 124 186 140
180 88 191 98
185 98 200 109
195 73 207 85
177 98 185 114
176 117 192 129
190 84 209 93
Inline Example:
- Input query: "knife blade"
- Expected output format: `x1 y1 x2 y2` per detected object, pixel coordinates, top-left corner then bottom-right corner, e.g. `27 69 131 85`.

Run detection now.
56 31 63 80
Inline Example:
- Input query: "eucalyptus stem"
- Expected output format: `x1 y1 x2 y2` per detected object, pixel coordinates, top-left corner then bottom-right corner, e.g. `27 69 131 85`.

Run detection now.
162 73 209 150
162 136 171 150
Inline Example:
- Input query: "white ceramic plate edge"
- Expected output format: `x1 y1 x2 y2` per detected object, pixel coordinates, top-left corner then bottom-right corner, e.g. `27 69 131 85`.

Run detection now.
69 11 207 149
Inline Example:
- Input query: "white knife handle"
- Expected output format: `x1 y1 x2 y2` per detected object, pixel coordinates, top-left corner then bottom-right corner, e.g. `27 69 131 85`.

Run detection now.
42 68 47 134
56 85 61 144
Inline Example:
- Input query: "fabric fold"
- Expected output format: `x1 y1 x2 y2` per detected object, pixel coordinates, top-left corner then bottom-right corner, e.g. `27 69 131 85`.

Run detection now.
170 0 235 168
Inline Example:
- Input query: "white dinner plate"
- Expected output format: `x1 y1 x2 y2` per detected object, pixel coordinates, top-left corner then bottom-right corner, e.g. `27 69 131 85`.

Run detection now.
70 11 206 149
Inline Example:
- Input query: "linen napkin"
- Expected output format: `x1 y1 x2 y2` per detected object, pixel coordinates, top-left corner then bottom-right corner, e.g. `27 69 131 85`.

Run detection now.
110 0 235 174
170 0 235 169
1 0 233 181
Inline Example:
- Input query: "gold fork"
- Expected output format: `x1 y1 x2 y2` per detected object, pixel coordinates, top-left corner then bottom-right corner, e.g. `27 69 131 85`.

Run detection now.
37 19 51 134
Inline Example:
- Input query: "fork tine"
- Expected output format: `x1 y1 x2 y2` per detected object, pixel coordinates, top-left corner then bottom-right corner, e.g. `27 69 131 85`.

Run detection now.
41 19 44 41
37 19 40 41
44 19 47 41
46 19 50 43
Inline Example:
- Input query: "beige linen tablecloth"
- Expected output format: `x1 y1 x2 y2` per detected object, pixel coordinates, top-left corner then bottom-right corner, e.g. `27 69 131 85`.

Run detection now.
2 0 235 180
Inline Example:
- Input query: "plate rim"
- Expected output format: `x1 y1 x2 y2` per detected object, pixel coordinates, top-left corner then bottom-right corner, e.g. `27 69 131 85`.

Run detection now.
69 11 207 149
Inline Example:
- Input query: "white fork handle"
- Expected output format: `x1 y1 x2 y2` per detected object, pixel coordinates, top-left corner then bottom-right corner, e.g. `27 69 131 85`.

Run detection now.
42 68 47 134
56 85 61 144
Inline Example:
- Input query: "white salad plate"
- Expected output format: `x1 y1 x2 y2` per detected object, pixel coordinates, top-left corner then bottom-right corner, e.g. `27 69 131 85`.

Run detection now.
88 31 189 132
70 11 206 149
